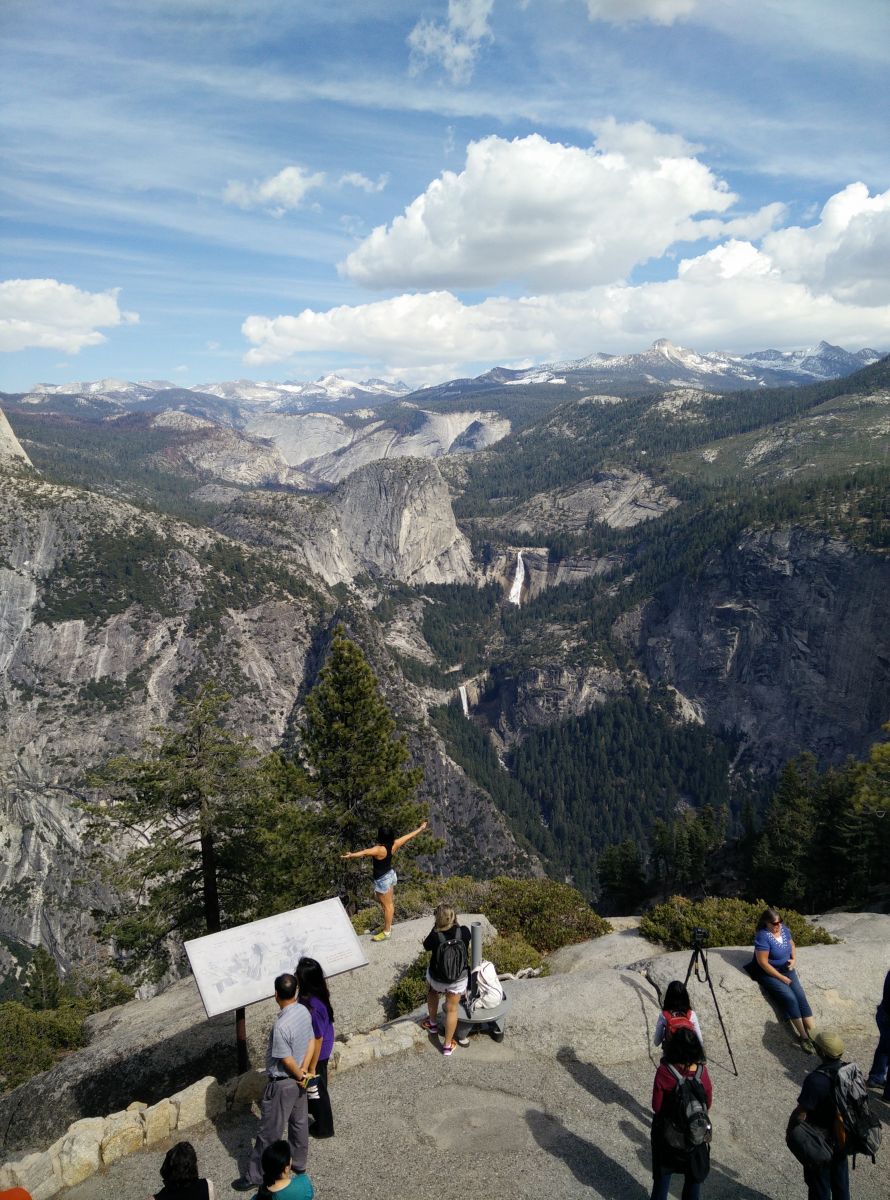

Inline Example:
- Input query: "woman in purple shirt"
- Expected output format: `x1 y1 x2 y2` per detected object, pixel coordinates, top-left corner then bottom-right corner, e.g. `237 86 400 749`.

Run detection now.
753 907 816 1053
296 957 335 1138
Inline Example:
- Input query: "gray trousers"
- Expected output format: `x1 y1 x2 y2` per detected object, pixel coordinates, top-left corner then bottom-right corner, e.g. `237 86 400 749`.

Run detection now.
246 1077 309 1184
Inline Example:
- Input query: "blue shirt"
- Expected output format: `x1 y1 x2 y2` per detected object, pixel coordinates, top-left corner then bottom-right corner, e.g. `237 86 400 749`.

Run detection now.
754 922 793 969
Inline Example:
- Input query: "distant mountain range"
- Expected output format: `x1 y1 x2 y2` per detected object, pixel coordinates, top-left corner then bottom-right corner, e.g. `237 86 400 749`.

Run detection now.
8 339 884 423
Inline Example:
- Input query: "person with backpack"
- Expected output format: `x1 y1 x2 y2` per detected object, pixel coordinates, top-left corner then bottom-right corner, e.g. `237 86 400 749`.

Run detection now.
420 903 471 1057
753 907 817 1053
866 966 890 1097
341 820 428 942
790 1030 882 1200
654 980 704 1055
650 1026 713 1200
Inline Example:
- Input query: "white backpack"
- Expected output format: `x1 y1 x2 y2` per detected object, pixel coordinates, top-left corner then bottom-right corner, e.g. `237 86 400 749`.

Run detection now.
465 960 504 1014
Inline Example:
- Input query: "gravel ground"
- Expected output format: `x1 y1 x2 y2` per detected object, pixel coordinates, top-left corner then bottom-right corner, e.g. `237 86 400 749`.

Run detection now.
61 1026 888 1200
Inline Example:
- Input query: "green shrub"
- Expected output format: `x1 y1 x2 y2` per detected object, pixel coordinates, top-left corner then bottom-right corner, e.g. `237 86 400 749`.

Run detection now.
639 896 838 950
0 1000 88 1092
483 934 548 976
351 906 379 934
387 952 431 1018
486 877 612 952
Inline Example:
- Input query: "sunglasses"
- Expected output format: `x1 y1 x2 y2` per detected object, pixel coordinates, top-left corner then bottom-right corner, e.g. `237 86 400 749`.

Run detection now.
769 919 782 926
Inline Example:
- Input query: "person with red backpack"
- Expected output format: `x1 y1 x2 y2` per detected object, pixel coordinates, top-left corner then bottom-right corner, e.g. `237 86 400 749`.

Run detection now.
650 1027 713 1200
654 980 704 1055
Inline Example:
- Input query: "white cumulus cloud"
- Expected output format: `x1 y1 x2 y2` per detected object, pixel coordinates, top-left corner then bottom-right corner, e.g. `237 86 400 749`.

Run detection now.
408 0 494 84
0 279 138 354
583 0 699 24
340 126 744 291
224 165 326 215
339 172 389 193
762 183 890 306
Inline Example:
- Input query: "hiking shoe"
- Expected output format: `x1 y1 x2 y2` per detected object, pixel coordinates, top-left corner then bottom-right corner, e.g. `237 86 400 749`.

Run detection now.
420 1017 439 1033
443 1042 455 1056
800 1038 816 1054
232 1178 255 1192
371 930 391 941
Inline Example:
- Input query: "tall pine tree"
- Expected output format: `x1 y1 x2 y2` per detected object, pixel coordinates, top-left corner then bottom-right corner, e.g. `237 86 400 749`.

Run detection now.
301 628 426 909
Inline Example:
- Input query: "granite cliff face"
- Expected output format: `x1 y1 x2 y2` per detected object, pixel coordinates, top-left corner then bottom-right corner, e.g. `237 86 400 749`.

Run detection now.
635 526 890 771
0 406 32 468
213 457 474 587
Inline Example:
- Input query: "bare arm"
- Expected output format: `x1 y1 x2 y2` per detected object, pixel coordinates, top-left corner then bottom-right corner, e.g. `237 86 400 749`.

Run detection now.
392 820 428 853
280 1054 308 1084
787 937 797 970
341 844 386 860
755 948 791 984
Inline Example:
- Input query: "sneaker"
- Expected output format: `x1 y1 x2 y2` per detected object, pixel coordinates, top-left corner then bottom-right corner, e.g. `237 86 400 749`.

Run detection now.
420 1017 439 1033
232 1178 255 1192
456 1034 470 1047
443 1042 455 1057
371 930 391 942
800 1038 816 1054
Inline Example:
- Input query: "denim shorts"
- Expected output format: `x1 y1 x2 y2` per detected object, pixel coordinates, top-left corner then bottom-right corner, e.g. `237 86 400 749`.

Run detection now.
373 869 397 894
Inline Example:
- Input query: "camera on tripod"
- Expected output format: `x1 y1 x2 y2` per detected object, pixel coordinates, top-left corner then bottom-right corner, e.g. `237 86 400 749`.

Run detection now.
691 926 709 949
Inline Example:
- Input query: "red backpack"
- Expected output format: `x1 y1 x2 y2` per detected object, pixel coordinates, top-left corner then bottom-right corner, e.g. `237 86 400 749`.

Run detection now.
662 1009 696 1040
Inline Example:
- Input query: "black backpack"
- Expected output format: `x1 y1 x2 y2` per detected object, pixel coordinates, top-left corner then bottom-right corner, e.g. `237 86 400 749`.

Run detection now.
661 1065 713 1153
432 930 468 984
820 1061 882 1166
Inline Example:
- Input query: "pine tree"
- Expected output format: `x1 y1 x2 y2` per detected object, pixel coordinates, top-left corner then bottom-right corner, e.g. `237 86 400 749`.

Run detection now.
301 628 426 908
84 683 281 981
751 754 819 908
24 945 61 1010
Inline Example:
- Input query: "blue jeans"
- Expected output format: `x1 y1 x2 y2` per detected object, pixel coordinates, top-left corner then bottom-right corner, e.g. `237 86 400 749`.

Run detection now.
803 1154 849 1200
651 1170 701 1200
867 1004 889 1086
759 968 813 1020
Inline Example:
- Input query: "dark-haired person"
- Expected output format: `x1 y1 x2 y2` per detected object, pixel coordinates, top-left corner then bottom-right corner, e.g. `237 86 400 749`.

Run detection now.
296 956 335 1138
650 1027 713 1200
866 966 890 1097
233 975 315 1193
654 980 704 1054
250 1141 314 1199
790 1030 850 1200
421 903 471 1057
754 907 816 1053
150 1141 214 1200
341 820 427 942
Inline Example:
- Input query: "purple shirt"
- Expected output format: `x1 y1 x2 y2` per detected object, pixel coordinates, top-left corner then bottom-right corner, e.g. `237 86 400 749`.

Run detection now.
302 995 334 1062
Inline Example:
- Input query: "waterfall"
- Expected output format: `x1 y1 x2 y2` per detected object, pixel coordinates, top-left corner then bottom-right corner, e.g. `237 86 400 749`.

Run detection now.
458 684 469 718
508 550 525 606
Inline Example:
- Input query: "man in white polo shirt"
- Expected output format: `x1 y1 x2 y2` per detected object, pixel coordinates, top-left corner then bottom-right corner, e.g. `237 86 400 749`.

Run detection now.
233 972 317 1191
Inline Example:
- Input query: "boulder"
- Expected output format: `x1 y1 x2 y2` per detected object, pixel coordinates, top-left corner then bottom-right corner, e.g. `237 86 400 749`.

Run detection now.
170 1077 227 1131
100 1110 145 1165
140 1098 175 1146
0 1149 58 1200
52 1118 104 1188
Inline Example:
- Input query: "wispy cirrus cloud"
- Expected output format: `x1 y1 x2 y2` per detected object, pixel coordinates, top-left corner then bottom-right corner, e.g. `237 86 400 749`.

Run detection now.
582 0 698 24
408 0 494 84
0 279 138 354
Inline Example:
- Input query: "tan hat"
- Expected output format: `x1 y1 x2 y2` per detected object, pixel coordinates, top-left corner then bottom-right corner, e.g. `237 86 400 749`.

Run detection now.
814 1031 844 1059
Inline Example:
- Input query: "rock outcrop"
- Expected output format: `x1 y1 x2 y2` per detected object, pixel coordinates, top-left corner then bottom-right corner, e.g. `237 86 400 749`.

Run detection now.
214 458 474 587
0 406 32 468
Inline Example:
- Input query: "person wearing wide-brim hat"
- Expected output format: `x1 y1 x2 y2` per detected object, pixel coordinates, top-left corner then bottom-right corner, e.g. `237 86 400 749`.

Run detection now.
791 1031 849 1200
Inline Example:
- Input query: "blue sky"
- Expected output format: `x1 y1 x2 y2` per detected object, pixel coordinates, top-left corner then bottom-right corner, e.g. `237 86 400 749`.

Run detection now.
2 0 889 391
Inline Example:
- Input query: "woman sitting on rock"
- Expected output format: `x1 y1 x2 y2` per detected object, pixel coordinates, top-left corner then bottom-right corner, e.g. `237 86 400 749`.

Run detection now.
753 907 816 1053
341 820 428 942
251 1141 313 1199
151 1141 214 1200
650 1027 712 1200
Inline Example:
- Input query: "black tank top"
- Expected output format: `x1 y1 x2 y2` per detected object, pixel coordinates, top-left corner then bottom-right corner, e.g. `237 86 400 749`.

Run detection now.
372 844 393 880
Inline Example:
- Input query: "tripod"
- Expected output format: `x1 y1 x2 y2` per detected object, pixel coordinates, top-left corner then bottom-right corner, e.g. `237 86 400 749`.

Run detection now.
685 941 739 1076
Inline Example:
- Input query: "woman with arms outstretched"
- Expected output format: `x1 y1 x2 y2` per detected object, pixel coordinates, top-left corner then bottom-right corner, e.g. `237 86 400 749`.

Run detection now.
341 820 427 941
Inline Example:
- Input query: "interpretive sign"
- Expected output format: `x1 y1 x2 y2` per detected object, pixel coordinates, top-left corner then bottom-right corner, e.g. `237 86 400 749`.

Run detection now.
184 896 367 1018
